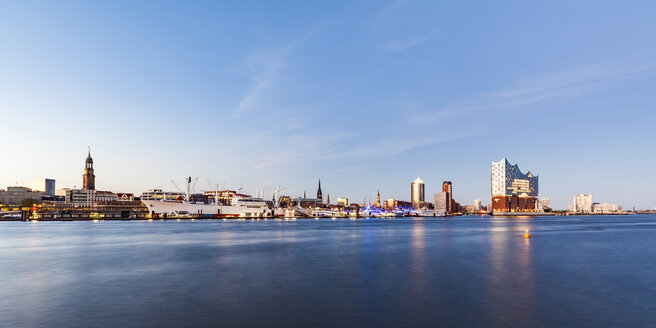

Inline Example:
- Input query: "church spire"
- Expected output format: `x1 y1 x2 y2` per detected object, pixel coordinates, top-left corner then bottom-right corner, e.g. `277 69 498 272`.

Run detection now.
83 148 96 190
316 179 323 202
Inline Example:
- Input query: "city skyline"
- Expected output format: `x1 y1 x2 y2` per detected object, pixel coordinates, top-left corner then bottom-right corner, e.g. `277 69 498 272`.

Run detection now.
0 150 643 211
2 1 656 209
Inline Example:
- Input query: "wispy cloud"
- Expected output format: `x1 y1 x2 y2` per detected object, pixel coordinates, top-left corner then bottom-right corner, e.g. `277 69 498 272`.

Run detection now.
411 62 656 124
376 0 408 22
375 0 435 53
234 29 319 116
383 33 434 52
234 49 287 115
252 130 475 170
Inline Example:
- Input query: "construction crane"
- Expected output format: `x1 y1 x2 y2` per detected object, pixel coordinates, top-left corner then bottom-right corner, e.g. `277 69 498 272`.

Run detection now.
170 180 185 201
170 180 183 193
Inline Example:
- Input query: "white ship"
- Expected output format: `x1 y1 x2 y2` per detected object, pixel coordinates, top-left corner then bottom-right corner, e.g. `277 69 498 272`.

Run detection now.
141 178 272 218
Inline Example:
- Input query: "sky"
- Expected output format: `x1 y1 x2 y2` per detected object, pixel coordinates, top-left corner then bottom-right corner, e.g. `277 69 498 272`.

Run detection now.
1 0 655 210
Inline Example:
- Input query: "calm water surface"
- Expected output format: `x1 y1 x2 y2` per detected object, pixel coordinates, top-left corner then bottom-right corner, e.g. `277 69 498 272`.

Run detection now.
0 215 655 327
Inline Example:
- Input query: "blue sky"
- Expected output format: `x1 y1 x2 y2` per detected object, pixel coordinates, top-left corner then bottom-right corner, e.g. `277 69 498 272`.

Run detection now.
1 1 655 209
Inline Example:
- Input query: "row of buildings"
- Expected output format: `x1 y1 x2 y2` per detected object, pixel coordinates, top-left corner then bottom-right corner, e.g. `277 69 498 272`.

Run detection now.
1 150 136 206
410 177 463 215
2 151 625 216
568 194 622 214
489 158 623 214
1 150 146 219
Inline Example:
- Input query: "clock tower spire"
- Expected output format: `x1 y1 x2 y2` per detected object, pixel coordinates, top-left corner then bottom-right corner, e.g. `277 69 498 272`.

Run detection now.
83 147 95 190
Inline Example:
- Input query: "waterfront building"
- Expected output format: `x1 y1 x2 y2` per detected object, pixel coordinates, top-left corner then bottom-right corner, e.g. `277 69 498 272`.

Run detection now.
442 181 453 214
592 203 622 214
65 189 92 205
83 149 96 190
493 195 538 213
453 201 463 213
434 192 448 213
94 191 119 202
540 198 551 210
411 177 425 209
570 194 593 213
491 158 539 213
65 189 118 206
384 198 412 210
491 158 538 197
337 198 348 207
23 178 56 197
474 199 482 212
0 186 44 205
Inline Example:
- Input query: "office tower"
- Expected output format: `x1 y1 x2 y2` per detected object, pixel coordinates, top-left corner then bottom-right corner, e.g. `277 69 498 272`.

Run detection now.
442 181 453 214
23 178 56 197
411 177 425 209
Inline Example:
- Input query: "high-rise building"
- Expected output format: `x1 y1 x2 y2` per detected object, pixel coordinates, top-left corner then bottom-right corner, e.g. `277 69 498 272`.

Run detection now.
540 198 551 210
474 199 482 211
442 181 453 214
411 176 425 208
491 158 539 212
434 192 448 212
23 178 56 197
83 149 95 190
570 194 593 213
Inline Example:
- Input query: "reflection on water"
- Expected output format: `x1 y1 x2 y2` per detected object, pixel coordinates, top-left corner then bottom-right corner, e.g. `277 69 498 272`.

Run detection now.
488 220 536 326
409 221 427 305
0 216 655 327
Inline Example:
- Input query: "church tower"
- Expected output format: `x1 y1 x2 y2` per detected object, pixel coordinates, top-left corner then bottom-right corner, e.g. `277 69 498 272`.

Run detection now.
316 179 323 203
83 148 95 190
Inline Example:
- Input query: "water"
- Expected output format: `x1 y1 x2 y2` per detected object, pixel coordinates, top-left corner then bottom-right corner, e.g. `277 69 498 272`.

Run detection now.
0 215 655 328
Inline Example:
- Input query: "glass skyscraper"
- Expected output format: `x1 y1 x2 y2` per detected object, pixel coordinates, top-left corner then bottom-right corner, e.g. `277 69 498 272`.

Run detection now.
491 158 539 213
491 157 538 197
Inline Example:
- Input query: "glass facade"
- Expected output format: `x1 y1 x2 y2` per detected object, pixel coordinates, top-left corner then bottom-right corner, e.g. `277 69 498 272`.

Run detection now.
491 158 538 197
411 177 425 208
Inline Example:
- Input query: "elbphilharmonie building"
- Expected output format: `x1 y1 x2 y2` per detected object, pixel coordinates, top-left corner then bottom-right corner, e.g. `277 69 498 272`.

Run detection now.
491 158 539 212
491 158 538 197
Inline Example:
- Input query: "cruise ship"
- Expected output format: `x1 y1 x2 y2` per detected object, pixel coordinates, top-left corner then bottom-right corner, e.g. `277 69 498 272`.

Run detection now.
141 182 272 218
